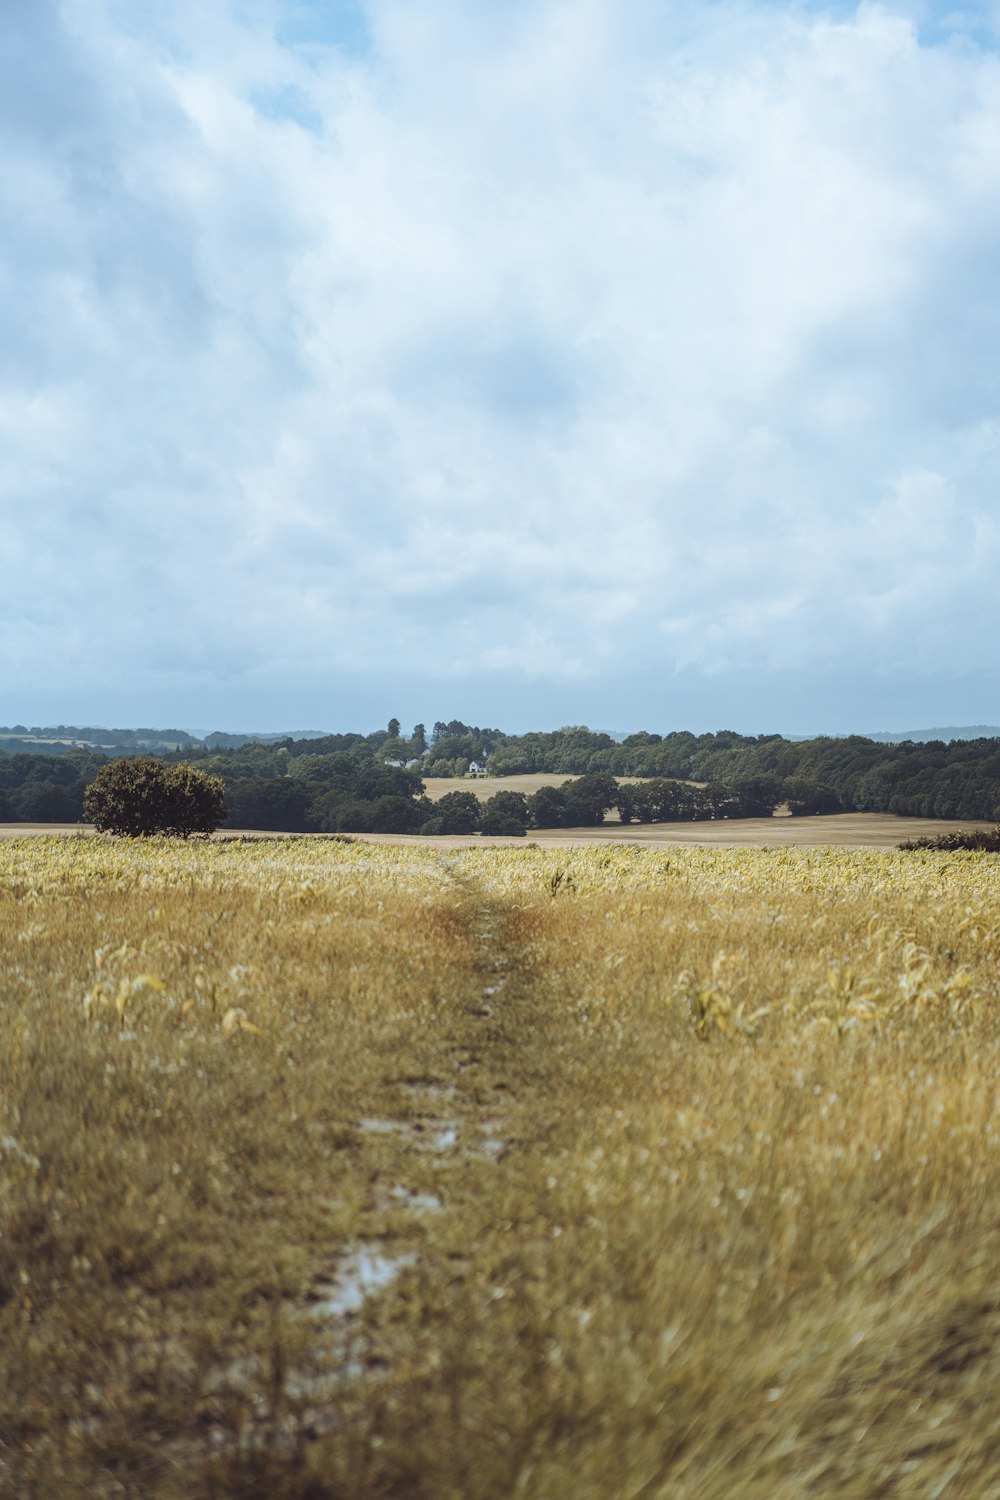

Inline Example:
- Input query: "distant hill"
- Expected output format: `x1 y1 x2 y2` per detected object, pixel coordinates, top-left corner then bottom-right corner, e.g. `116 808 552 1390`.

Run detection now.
201 729 330 748
0 725 200 754
0 724 332 755
865 726 1000 744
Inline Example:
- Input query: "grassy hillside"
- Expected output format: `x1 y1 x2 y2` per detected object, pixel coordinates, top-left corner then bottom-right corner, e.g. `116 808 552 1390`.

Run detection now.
3 838 1000 1496
422 771 658 805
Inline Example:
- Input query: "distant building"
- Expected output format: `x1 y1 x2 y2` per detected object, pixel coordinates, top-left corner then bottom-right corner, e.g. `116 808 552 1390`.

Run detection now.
467 760 488 778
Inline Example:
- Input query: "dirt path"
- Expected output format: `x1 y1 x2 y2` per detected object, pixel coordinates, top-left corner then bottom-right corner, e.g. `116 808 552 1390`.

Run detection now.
284 860 526 1435
92 858 532 1468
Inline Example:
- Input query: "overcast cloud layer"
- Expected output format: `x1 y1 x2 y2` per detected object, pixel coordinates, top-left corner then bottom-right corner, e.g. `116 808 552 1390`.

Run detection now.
2 0 1000 734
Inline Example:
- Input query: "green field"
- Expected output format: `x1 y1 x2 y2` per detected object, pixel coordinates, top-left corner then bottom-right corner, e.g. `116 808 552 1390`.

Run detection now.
3 837 1000 1497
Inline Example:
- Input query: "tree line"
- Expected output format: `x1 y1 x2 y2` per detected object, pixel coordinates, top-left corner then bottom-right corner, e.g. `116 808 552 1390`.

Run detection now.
2 720 1000 829
421 722 1000 820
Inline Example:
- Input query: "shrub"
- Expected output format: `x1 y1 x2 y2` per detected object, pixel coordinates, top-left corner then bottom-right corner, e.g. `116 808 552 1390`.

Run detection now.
480 791 530 835
427 791 482 834
900 826 1000 852
84 757 227 837
783 778 844 816
527 786 568 828
162 762 229 838
561 773 619 826
480 814 527 836
367 795 428 834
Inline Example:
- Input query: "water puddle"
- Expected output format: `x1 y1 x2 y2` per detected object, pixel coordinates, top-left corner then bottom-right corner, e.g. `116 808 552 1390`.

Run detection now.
478 1119 508 1157
398 1079 457 1104
311 1244 417 1319
359 1116 403 1136
376 1184 444 1214
360 1117 459 1152
1 1134 41 1169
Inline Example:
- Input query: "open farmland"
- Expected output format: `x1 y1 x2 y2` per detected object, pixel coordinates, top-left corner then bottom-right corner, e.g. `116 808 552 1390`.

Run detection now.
3 837 1000 1497
353 812 995 850
1 812 993 847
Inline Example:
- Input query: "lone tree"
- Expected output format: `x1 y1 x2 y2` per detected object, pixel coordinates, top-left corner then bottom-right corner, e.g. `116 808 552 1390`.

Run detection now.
84 757 227 837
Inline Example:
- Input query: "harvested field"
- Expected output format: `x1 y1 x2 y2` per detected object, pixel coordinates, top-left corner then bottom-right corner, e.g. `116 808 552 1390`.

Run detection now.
422 772 653 802
0 812 992 847
3 836 1000 1497
352 812 995 850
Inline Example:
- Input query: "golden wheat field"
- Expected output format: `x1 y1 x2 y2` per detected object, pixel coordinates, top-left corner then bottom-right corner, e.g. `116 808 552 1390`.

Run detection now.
3 836 1000 1499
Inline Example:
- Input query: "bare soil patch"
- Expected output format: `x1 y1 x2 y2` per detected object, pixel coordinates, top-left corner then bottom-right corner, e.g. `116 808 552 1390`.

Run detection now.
0 822 96 837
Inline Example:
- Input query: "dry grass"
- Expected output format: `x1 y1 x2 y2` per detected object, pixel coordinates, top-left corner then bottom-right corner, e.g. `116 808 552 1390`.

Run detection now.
3 837 1000 1496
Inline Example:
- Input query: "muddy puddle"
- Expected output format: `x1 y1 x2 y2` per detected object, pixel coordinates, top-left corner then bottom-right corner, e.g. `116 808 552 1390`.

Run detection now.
311 1244 418 1319
375 1183 444 1213
360 1116 459 1151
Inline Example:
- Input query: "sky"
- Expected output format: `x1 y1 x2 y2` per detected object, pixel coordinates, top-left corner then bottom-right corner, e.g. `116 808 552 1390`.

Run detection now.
2 0 1000 737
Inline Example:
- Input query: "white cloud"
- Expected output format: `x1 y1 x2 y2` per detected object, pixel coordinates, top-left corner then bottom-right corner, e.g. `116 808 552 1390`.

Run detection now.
2 0 999 730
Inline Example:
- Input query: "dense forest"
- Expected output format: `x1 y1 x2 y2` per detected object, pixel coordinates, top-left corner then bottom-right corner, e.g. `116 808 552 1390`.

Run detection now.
2 718 1000 831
